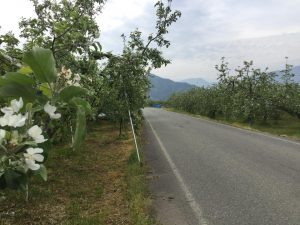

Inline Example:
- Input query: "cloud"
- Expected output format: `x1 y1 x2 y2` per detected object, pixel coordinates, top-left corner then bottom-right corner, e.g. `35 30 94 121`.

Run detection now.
1 0 300 82
0 0 34 36
152 0 300 80
154 33 300 81
97 0 157 54
97 0 155 32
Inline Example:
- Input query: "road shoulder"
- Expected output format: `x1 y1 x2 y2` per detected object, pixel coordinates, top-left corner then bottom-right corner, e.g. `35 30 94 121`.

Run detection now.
143 119 198 225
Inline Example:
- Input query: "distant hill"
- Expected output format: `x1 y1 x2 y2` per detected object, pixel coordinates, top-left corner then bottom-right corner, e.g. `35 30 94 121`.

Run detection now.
290 65 300 82
181 78 211 87
274 65 300 83
149 74 195 101
148 66 300 101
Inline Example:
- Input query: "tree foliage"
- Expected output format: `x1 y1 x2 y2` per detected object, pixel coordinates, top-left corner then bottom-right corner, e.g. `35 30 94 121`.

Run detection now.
169 59 300 124
0 0 181 197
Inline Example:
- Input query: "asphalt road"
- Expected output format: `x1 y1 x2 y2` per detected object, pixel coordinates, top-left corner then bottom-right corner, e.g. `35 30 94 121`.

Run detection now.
143 108 300 225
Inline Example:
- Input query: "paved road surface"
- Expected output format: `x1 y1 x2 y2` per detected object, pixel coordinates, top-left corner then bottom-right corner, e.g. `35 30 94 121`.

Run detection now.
143 108 300 225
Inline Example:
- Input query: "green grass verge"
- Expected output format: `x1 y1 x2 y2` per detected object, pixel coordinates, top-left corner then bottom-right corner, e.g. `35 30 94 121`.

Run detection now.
165 107 300 140
125 148 159 225
0 121 157 225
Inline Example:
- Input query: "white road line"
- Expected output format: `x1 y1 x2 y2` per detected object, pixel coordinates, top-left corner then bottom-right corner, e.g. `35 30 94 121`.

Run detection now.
146 118 209 225
165 109 300 147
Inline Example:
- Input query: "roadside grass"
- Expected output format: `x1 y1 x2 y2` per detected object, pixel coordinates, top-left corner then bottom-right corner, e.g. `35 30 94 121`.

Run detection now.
125 150 158 225
0 120 156 225
165 108 300 140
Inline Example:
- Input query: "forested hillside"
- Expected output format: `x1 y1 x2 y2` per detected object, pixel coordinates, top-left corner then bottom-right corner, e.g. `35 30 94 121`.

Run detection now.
149 74 195 101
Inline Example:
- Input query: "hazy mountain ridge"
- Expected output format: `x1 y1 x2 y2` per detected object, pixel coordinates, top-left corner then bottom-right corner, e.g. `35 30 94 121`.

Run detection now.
181 78 211 87
149 74 196 101
274 65 300 82
149 66 300 101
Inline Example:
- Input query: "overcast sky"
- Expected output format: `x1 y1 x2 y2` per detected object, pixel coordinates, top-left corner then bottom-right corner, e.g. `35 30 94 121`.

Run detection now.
1 0 300 81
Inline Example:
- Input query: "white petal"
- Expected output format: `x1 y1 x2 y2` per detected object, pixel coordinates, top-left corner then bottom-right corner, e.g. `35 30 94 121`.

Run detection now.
33 154 44 162
66 80 73 85
73 82 80 87
5 114 26 128
25 158 40 170
35 135 47 144
44 102 57 115
10 98 23 113
50 113 61 119
28 125 42 138
74 74 81 81
26 147 35 155
65 69 72 79
26 147 43 155
1 107 14 115
34 148 43 154
0 129 6 139
14 115 26 127
7 115 18 126
0 116 8 126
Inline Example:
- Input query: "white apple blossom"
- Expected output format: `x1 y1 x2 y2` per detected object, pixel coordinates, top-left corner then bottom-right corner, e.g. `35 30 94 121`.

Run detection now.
28 125 47 143
65 69 72 79
59 66 72 80
66 80 72 86
8 114 27 127
0 98 26 128
73 82 80 87
66 80 80 87
0 98 23 116
0 113 27 127
44 102 61 119
74 74 81 82
98 113 106 118
65 73 81 87
23 148 44 171
1 107 14 115
73 74 81 86
10 98 23 113
0 114 9 126
0 129 6 142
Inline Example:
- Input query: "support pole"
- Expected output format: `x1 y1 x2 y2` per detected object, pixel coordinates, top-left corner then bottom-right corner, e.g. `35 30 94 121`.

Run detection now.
128 109 141 164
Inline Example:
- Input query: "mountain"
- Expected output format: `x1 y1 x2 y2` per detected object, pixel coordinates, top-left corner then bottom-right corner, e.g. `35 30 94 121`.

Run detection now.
181 78 211 87
149 74 195 101
292 66 300 82
274 65 300 83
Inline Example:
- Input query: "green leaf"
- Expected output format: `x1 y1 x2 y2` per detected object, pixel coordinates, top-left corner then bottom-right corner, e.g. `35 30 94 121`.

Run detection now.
0 175 6 189
0 72 35 85
59 86 87 102
72 105 86 150
37 165 47 181
70 97 92 115
38 141 52 161
77 48 83 55
18 66 33 75
0 82 36 100
23 47 57 83
39 83 52 98
4 169 27 190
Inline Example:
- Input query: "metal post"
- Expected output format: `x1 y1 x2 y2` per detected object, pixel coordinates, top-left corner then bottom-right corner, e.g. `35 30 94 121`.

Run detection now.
128 109 141 163
121 72 141 165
